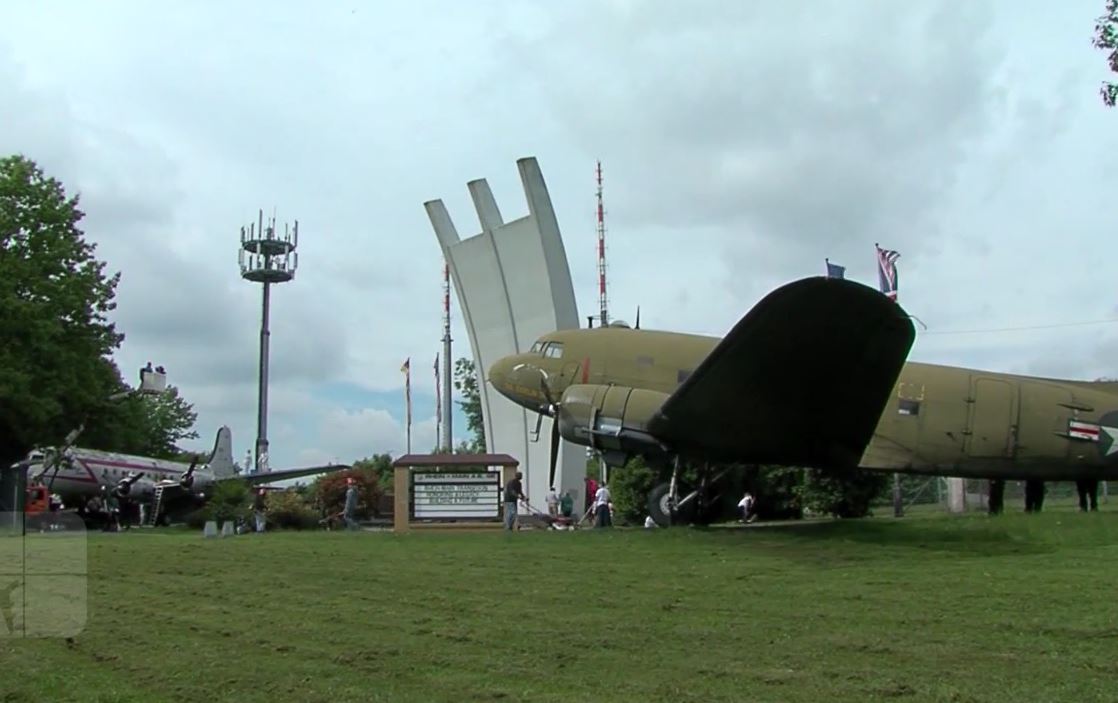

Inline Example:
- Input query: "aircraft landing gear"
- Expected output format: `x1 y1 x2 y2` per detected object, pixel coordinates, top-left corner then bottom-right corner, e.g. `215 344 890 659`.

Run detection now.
646 458 731 527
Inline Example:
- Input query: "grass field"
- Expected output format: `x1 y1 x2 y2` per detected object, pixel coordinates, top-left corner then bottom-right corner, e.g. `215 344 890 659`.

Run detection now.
3 505 1118 703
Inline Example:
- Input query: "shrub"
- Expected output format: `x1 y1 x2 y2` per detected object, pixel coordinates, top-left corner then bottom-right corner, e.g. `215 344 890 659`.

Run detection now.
265 489 319 530
608 456 658 525
313 467 383 519
795 467 888 518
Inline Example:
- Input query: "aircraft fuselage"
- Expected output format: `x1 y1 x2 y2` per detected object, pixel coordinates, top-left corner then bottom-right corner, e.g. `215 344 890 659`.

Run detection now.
489 325 1118 481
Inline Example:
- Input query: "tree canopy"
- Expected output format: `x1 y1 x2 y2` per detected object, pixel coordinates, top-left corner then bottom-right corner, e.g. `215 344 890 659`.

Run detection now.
453 357 485 453
0 154 197 464
1094 1 1118 106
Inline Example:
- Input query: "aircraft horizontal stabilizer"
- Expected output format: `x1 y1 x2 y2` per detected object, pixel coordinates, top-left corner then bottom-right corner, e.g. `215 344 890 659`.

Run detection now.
647 277 915 469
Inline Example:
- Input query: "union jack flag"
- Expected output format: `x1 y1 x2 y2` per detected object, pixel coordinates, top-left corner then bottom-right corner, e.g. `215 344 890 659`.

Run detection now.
876 244 900 301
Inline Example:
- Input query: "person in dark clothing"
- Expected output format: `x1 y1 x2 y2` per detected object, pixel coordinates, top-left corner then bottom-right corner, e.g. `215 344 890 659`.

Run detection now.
1076 479 1100 512
987 479 1005 515
503 472 526 530
1024 480 1046 512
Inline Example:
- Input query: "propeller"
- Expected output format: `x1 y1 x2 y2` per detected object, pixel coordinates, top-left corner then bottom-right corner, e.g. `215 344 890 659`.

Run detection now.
179 458 198 489
534 368 562 490
635 306 640 330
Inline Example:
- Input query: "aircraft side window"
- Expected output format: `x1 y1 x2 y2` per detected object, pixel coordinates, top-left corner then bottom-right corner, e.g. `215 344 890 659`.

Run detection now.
898 399 920 416
544 342 564 359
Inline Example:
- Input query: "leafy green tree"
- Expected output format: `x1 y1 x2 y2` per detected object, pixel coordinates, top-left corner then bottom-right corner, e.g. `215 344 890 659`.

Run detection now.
0 155 124 465
80 361 198 458
453 357 485 453
1095 1 1118 106
351 453 394 491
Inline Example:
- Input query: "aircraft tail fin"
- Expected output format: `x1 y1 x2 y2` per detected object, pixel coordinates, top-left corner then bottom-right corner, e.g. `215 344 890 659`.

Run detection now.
207 426 236 478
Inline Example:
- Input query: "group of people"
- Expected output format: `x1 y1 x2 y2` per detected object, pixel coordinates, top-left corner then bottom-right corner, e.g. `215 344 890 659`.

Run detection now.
501 472 614 529
77 482 138 531
987 478 1103 514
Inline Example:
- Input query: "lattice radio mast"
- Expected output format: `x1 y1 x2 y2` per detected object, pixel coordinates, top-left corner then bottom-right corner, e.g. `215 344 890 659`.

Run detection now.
596 160 609 327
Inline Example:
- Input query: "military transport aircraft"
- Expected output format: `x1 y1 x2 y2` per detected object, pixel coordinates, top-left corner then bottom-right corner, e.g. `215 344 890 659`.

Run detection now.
487 276 1118 519
25 426 349 526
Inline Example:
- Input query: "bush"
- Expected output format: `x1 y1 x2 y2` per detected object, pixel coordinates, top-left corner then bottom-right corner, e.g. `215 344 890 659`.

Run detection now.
265 489 319 530
313 466 383 519
608 456 658 525
795 467 888 518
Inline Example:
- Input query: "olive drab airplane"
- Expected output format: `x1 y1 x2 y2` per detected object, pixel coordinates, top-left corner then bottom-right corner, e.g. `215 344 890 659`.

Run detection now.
24 426 350 526
487 276 1118 512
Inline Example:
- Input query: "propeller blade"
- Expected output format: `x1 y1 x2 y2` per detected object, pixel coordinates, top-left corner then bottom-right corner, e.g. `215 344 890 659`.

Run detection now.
549 418 560 489
537 369 558 415
635 306 640 329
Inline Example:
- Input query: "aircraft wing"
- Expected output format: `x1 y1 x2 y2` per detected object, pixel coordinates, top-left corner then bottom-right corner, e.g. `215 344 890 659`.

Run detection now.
646 276 915 468
228 464 352 485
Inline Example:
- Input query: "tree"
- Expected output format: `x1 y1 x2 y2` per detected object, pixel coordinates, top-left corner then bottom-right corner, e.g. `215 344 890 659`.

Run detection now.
351 453 394 491
0 155 125 466
76 359 198 458
1094 1 1118 106
453 357 486 453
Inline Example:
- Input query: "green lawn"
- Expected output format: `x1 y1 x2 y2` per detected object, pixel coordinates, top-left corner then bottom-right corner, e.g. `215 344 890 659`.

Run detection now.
3 509 1118 702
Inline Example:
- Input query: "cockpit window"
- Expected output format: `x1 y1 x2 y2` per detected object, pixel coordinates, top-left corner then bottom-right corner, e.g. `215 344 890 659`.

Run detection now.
530 341 543 354
543 342 564 359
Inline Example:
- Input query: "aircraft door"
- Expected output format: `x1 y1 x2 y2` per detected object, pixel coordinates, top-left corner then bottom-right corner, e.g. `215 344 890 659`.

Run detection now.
966 377 1017 458
1015 381 1073 462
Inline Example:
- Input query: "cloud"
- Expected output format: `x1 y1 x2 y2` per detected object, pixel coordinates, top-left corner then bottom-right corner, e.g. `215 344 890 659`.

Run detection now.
3 1 1118 472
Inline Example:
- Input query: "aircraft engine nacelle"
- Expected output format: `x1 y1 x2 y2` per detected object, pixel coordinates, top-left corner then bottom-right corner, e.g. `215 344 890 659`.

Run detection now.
556 384 670 458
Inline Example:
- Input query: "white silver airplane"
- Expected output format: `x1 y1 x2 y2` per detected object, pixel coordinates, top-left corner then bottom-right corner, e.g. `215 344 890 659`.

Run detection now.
26 426 349 525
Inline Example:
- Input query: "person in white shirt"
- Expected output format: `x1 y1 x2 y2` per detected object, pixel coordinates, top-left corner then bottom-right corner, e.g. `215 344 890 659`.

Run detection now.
545 486 559 517
593 484 612 528
738 491 756 523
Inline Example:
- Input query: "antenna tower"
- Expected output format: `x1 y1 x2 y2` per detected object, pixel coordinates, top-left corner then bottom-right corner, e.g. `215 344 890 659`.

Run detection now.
596 160 608 327
441 261 453 451
238 209 298 474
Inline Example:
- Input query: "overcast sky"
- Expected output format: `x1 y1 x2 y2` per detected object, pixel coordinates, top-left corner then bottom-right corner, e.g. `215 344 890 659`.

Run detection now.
3 1 1117 470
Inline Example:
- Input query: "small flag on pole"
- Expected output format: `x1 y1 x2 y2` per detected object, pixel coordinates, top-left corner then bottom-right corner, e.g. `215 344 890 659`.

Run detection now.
825 258 845 279
875 243 900 301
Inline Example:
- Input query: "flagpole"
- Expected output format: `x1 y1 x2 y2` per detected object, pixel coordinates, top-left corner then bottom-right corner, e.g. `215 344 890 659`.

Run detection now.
402 358 412 455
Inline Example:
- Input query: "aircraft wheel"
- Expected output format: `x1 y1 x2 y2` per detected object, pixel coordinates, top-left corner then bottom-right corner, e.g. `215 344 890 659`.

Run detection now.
647 482 694 527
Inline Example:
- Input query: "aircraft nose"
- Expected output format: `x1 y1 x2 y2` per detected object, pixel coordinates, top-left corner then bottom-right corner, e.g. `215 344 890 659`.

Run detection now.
487 356 514 391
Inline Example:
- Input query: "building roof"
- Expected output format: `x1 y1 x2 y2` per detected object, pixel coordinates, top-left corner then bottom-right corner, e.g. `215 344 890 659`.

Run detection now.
391 453 519 468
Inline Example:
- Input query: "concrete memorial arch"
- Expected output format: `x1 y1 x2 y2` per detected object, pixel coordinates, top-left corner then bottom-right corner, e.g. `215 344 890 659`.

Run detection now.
424 157 586 513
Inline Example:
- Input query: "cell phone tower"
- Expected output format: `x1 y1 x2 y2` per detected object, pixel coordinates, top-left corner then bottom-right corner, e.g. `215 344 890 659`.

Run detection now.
238 209 298 474
596 160 609 327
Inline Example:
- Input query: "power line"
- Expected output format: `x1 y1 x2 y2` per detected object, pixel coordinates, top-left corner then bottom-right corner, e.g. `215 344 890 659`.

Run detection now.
920 318 1118 336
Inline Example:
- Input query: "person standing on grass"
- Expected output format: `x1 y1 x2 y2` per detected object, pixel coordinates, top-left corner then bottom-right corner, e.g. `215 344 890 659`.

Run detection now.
343 477 360 530
253 488 267 532
593 482 612 528
737 491 756 523
546 486 560 517
559 490 574 518
503 471 526 530
1076 479 1100 512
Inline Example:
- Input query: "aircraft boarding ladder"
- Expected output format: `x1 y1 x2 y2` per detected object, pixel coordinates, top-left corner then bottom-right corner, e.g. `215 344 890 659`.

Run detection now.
145 485 165 526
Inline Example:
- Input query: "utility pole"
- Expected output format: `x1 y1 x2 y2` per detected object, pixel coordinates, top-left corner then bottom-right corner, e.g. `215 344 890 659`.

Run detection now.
238 209 298 474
